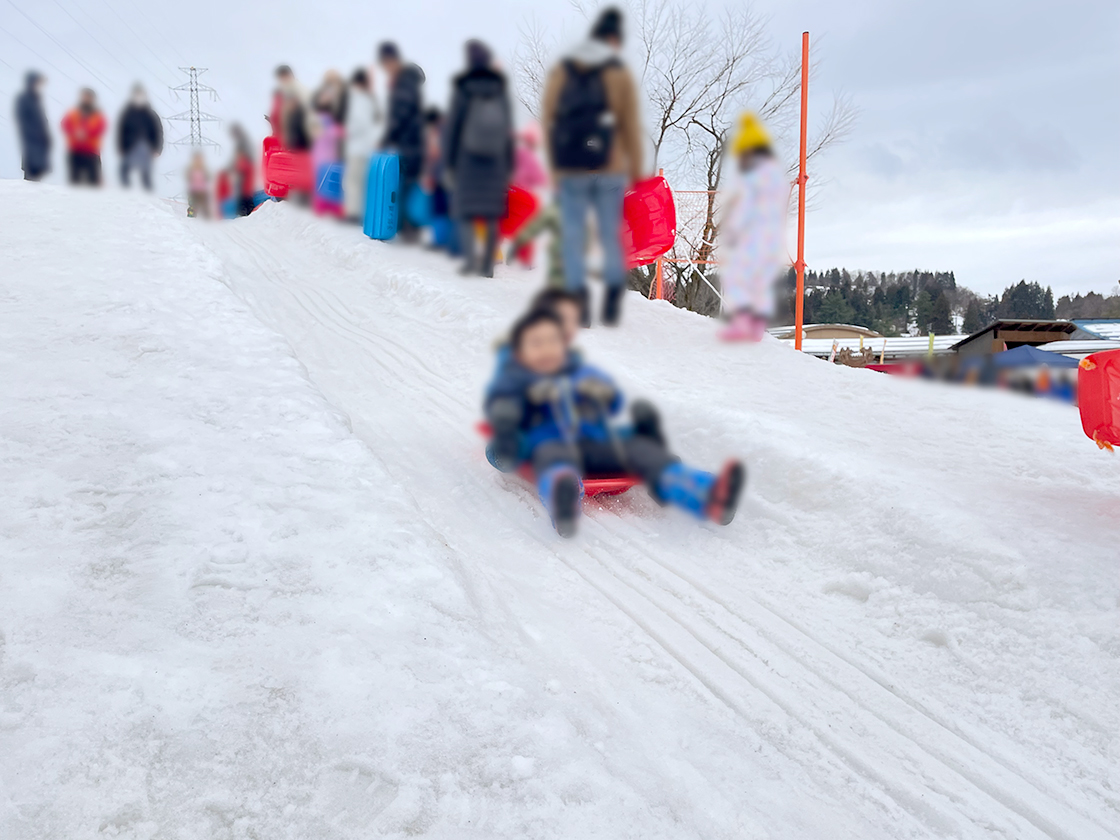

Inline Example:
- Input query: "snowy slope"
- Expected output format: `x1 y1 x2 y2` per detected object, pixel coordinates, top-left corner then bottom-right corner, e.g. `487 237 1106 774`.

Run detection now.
1 182 1117 840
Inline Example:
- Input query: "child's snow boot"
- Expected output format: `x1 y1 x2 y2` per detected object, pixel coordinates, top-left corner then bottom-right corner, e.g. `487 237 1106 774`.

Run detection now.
706 460 746 525
538 464 583 538
657 461 746 525
630 399 665 446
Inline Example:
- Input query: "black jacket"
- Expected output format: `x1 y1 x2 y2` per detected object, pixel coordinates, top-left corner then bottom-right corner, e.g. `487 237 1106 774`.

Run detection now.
381 63 425 179
117 103 164 155
443 65 513 220
15 72 51 175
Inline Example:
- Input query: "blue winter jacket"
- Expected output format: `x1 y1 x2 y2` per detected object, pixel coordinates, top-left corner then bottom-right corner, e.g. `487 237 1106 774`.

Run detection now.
485 354 622 452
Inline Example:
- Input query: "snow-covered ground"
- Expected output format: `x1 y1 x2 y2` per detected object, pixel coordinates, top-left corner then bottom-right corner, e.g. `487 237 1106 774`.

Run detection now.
1 181 1117 840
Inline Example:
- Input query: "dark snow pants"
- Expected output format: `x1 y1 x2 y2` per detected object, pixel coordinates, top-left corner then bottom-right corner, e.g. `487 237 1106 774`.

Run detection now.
68 151 101 185
531 436 677 489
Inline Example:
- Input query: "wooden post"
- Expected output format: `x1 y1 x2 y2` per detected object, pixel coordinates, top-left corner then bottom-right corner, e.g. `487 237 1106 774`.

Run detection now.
794 31 810 351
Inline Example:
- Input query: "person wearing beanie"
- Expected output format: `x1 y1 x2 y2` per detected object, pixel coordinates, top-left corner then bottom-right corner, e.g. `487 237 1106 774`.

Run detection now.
541 5 643 327
116 83 163 191
718 112 788 342
442 38 514 277
379 41 427 242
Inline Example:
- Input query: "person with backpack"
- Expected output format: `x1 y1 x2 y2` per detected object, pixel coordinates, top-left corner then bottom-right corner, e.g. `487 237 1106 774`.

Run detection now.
542 7 643 326
15 71 51 181
116 84 163 190
443 39 513 278
378 42 426 243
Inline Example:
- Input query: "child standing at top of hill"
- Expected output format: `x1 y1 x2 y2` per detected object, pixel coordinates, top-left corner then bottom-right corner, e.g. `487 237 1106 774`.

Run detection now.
484 308 745 537
718 113 789 342
186 152 210 218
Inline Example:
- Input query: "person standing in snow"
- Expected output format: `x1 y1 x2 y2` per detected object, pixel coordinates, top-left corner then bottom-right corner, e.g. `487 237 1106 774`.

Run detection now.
116 84 163 191
273 65 314 151
717 113 788 342
61 88 106 186
229 124 256 217
15 71 51 181
510 123 548 269
378 41 426 242
542 7 643 326
186 150 210 218
443 39 514 278
343 68 382 222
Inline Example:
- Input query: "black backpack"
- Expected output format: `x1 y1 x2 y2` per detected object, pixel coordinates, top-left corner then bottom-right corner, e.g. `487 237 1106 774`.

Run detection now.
550 59 619 170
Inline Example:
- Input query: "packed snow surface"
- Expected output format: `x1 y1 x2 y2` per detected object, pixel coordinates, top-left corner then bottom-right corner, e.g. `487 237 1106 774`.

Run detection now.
1 182 1117 840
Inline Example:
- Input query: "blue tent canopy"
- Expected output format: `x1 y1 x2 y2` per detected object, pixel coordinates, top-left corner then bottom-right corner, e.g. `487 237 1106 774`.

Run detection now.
961 344 1080 371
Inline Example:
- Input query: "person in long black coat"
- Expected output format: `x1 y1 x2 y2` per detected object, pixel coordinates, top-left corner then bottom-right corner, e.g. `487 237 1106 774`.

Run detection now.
15 71 51 181
117 84 163 190
378 41 426 242
443 40 513 277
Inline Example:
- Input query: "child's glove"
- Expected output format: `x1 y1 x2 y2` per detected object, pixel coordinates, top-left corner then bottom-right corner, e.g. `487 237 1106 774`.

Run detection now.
576 377 616 406
527 378 559 405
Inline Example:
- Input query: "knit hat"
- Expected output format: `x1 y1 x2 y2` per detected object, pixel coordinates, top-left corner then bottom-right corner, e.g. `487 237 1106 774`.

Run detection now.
466 39 492 70
591 7 623 42
378 41 400 62
730 112 772 155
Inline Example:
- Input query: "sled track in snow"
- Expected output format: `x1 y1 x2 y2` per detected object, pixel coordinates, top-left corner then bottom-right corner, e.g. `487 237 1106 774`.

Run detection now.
195 213 1117 840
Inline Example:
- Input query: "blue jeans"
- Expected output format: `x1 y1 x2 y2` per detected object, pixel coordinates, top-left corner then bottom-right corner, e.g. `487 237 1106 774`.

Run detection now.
558 173 626 291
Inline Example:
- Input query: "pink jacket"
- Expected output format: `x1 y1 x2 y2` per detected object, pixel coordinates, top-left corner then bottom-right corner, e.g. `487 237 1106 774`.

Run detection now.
513 145 547 191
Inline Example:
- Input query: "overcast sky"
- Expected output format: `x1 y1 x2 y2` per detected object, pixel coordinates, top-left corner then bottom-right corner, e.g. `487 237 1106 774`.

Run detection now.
2 0 1116 297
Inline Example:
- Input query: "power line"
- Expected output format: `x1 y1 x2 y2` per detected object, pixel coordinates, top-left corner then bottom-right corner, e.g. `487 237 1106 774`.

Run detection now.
4 0 116 92
47 0 177 112
117 0 188 66
93 0 183 83
0 22 82 87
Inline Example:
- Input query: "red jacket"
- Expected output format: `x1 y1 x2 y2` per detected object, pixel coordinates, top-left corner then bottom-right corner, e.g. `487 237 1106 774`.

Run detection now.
234 152 254 197
62 107 106 155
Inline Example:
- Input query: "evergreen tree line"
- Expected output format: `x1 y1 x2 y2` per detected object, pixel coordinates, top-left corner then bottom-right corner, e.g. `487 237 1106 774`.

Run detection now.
768 269 1108 336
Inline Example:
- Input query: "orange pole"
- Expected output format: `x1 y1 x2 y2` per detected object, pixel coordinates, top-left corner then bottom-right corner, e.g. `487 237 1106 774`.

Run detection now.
655 167 665 300
794 31 809 351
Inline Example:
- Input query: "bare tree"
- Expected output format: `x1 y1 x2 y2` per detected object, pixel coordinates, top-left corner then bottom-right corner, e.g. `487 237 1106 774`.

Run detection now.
514 0 856 315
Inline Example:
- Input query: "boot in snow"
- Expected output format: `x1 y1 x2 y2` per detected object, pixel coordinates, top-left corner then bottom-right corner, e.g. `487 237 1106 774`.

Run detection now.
630 399 665 446
577 286 592 328
706 460 746 525
538 464 583 537
602 285 624 326
657 461 746 524
719 311 757 342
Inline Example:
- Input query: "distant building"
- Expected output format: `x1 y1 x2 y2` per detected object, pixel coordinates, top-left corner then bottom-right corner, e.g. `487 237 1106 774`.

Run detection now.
950 320 1078 357
769 323 883 341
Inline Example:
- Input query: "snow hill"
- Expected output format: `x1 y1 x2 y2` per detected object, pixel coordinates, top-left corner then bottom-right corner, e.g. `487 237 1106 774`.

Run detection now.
1 181 1117 840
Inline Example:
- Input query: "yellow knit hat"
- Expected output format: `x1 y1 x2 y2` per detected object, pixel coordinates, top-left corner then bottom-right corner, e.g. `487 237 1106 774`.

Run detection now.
730 112 771 155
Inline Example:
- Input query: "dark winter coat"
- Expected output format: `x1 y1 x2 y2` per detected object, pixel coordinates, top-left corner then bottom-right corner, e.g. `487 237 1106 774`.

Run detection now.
444 65 513 220
15 73 51 176
381 63 425 180
117 103 164 155
485 355 621 451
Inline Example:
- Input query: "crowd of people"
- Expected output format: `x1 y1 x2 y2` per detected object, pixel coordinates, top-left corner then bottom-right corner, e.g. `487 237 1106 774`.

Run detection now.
12 5 791 537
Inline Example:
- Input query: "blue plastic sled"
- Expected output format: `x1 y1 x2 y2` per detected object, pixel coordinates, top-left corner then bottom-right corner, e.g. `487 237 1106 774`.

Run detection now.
316 163 344 204
406 184 433 227
363 153 400 240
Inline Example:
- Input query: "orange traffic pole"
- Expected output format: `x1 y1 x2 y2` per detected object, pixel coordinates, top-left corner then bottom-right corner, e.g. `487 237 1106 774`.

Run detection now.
794 31 809 351
655 167 665 300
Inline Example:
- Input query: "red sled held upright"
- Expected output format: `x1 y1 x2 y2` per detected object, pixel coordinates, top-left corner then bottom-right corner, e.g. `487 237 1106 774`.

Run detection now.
1078 348 1120 451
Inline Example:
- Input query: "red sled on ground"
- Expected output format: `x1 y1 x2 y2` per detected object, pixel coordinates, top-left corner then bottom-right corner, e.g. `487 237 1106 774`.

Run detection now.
499 185 540 239
1078 348 1120 451
262 136 313 199
476 422 640 497
621 174 676 268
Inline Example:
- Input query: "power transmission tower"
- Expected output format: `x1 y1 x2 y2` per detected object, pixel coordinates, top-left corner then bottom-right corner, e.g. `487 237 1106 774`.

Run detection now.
168 66 220 149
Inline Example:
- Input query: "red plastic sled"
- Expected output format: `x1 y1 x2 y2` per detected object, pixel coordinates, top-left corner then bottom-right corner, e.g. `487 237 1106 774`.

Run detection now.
476 422 640 497
621 175 677 268
1078 348 1120 451
262 136 313 198
499 185 540 238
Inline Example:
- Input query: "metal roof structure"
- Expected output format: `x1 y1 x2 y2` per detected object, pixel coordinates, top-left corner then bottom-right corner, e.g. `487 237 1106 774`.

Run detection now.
949 320 1078 352
1073 320 1120 341
780 335 965 360
1038 339 1120 359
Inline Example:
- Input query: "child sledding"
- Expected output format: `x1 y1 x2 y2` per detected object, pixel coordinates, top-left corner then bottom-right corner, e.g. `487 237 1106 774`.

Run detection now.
483 297 745 537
